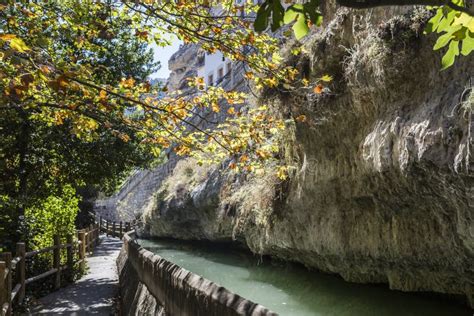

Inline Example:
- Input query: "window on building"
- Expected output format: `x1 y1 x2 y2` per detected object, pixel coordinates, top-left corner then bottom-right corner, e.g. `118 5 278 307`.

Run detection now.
226 62 232 78
218 67 224 80
208 74 214 86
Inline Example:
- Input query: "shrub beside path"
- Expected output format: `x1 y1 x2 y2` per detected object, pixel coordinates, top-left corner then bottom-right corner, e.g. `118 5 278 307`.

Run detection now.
30 235 122 315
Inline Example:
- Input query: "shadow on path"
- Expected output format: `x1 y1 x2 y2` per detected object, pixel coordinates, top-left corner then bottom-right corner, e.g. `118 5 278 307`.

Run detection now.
30 236 122 315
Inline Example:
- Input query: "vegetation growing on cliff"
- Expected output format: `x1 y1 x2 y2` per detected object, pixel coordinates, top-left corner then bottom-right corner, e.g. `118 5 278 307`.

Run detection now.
1 0 472 248
256 0 473 69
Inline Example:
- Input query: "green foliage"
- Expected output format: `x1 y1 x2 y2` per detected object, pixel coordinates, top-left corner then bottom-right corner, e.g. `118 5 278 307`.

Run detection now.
0 195 19 252
256 0 473 67
255 0 323 39
425 1 474 69
22 185 83 300
0 1 291 181
25 185 80 254
0 1 158 249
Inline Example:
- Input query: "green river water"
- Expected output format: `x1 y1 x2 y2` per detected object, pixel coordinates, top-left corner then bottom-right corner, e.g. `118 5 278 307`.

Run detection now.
138 239 471 316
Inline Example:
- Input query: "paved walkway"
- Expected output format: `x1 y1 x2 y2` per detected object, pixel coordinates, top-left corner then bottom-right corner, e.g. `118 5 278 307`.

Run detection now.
30 236 122 315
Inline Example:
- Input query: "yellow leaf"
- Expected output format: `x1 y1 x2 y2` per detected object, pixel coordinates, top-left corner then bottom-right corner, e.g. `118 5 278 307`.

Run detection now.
227 107 235 115
54 112 64 125
57 76 69 88
151 147 161 157
211 102 220 113
239 154 249 163
119 133 130 142
277 166 288 180
256 149 270 160
195 77 205 85
39 65 51 74
454 13 474 33
320 74 333 82
10 37 30 52
0 34 17 41
295 114 307 122
120 77 135 88
174 145 191 156
99 90 107 100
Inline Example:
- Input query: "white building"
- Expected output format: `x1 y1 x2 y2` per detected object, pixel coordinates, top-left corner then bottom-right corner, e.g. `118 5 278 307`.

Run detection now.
197 51 233 87
197 0 264 89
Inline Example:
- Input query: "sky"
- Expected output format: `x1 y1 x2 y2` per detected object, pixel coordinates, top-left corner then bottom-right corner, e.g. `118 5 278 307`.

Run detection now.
150 37 182 79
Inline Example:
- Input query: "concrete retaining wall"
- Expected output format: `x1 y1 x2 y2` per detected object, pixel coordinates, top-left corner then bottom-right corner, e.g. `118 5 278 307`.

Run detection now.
118 232 277 316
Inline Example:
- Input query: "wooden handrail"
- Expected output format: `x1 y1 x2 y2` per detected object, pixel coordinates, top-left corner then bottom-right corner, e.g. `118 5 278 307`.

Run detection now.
25 246 56 258
1 302 8 315
0 214 136 314
10 257 20 267
11 284 20 302
25 269 58 285
0 223 102 314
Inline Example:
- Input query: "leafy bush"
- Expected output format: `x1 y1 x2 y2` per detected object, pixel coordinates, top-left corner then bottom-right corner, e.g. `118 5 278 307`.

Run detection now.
0 195 19 252
25 185 80 259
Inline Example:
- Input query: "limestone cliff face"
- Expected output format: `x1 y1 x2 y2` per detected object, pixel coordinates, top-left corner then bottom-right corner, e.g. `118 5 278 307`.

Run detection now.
167 44 204 92
139 6 474 306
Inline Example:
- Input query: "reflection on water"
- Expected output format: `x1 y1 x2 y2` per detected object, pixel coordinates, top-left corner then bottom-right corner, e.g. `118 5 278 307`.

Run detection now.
138 239 471 316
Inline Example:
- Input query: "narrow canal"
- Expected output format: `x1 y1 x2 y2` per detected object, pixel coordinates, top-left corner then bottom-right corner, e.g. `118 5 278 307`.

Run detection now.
138 239 471 316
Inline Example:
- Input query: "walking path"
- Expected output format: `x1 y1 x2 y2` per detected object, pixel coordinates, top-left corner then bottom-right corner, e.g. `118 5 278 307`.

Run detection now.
30 235 122 315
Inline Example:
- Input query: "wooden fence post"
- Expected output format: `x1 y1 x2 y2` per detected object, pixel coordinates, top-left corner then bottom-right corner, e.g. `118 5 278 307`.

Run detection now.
16 242 25 303
120 221 123 238
78 230 86 271
53 235 61 290
105 221 109 237
0 261 6 315
87 228 90 254
66 234 74 283
3 252 12 316
126 222 130 233
96 223 100 245
112 222 116 238
89 225 93 252
99 216 102 234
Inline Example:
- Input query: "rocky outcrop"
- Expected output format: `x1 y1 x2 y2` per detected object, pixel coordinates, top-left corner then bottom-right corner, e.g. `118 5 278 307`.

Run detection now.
167 44 204 92
139 5 474 307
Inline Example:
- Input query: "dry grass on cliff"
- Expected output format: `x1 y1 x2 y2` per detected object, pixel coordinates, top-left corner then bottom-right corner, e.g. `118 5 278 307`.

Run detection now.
161 158 212 199
343 8 430 89
223 170 279 239
343 32 390 84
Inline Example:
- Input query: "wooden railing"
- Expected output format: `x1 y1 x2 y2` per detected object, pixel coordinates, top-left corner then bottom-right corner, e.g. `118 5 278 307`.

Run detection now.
97 216 135 240
0 224 100 316
0 214 136 315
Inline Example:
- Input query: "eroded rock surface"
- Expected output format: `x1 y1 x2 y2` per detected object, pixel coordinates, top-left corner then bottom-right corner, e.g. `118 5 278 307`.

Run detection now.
167 44 204 92
139 6 474 307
